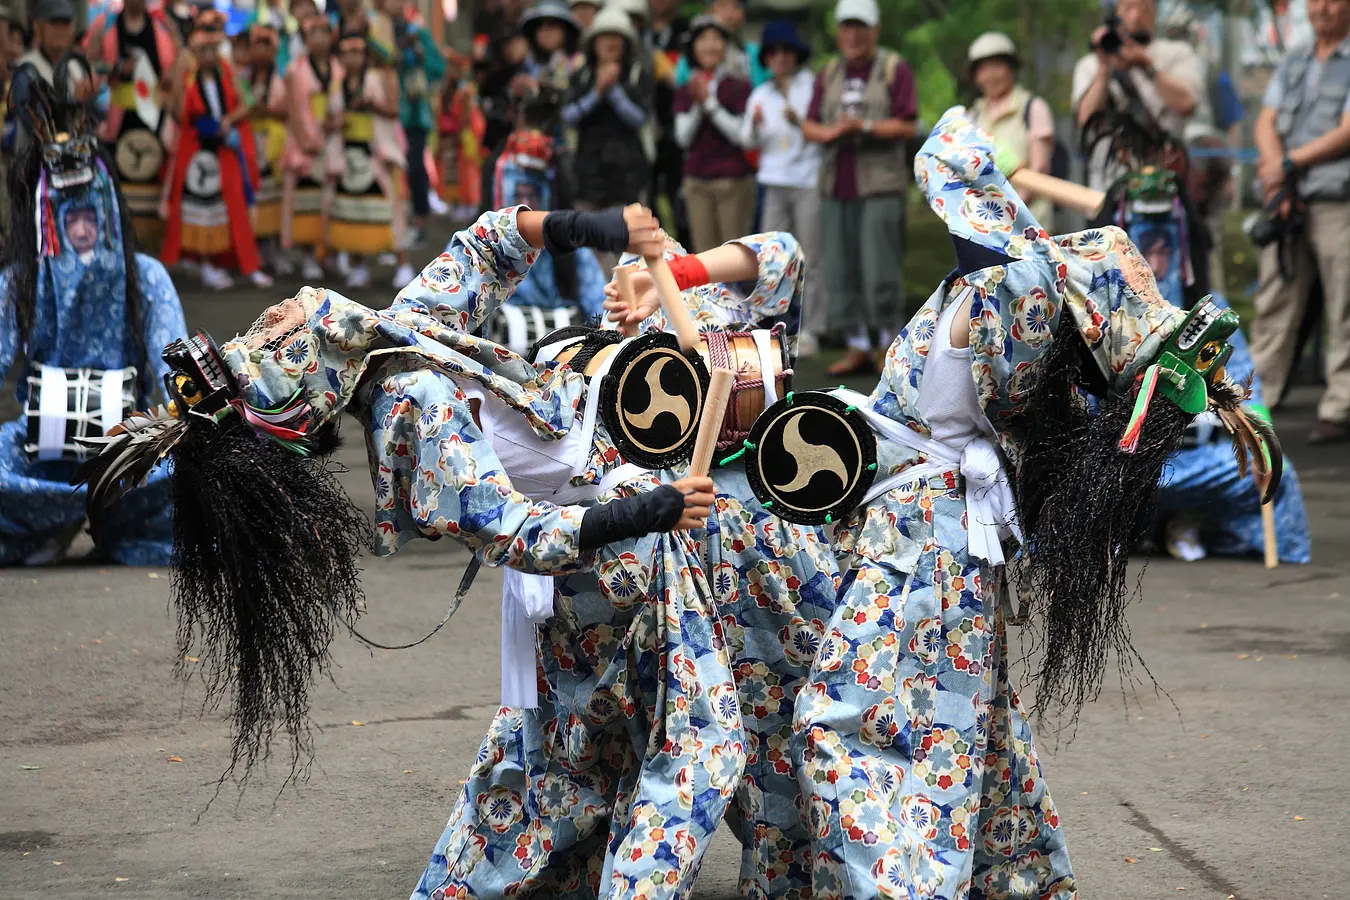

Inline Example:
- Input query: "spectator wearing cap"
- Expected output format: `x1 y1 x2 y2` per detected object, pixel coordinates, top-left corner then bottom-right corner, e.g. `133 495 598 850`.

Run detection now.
803 0 917 376
561 2 652 253
742 19 824 352
675 13 753 252
967 31 1057 231
520 0 577 94
15 0 77 85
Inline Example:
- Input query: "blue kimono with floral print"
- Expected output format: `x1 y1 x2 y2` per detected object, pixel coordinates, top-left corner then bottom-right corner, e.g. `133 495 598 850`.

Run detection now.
615 235 843 900
793 109 1189 900
284 209 744 900
0 170 187 565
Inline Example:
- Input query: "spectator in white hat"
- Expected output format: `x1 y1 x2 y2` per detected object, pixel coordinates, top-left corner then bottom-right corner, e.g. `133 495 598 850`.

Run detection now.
803 0 917 375
967 30 1057 230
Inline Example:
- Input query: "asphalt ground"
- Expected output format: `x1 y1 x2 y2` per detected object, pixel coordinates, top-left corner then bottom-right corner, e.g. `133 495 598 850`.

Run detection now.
2 245 1348 900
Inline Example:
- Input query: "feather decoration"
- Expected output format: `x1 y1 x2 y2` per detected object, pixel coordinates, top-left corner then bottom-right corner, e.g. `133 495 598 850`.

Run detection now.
1216 405 1282 504
73 406 191 516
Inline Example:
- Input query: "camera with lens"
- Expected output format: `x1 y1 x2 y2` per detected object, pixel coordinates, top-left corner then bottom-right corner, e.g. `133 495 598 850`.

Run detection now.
1245 207 1304 248
1090 3 1152 54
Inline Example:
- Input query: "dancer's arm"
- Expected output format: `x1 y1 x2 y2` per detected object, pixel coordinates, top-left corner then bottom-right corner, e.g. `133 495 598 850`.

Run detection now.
364 365 712 565
391 205 662 331
604 232 804 332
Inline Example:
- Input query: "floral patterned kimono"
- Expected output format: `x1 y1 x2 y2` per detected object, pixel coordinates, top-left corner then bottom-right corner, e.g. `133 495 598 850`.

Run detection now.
793 110 1189 900
616 236 841 900
387 210 743 900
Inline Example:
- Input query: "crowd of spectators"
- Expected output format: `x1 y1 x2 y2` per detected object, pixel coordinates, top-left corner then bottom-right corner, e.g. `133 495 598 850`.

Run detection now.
1 0 1348 441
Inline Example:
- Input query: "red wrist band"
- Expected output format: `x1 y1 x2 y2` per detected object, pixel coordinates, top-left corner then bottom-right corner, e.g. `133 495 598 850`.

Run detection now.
667 254 710 292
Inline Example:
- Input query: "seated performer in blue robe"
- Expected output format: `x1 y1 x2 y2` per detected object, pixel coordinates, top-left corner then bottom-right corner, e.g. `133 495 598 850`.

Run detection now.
1099 169 1311 563
0 54 186 565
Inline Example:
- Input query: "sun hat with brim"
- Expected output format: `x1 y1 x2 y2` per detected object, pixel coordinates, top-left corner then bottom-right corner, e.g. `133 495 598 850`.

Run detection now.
684 13 731 65
584 4 637 50
833 0 878 27
521 0 579 38
757 18 809 67
966 31 1018 75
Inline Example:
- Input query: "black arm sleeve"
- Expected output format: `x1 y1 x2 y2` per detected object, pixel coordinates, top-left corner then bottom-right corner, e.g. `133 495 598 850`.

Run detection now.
578 484 685 551
541 208 630 257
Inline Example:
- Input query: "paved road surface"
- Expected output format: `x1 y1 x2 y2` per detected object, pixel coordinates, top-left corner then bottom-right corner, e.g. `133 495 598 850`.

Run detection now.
2 261 1348 899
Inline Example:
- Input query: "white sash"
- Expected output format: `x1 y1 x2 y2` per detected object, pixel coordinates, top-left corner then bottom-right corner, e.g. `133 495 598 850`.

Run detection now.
833 388 1021 567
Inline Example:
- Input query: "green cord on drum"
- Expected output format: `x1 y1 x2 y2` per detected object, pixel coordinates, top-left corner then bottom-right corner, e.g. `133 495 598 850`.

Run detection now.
718 439 756 468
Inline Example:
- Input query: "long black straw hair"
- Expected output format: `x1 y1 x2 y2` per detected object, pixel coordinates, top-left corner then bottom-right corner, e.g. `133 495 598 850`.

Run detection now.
168 419 372 788
2 55 145 377
1009 318 1192 720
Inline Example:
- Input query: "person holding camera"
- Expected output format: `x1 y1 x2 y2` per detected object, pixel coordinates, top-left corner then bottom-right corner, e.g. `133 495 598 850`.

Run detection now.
1249 0 1350 444
1071 0 1203 190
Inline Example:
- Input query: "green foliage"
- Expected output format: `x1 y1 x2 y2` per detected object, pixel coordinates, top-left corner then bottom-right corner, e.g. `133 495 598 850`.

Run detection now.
799 0 1098 118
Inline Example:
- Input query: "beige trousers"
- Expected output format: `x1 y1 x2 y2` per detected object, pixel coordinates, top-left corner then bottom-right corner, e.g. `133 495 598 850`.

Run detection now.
1248 199 1350 423
683 175 756 253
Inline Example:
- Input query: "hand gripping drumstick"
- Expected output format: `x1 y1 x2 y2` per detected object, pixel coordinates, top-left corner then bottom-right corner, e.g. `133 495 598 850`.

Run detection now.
994 143 1107 218
689 368 734 478
645 251 703 354
614 265 639 337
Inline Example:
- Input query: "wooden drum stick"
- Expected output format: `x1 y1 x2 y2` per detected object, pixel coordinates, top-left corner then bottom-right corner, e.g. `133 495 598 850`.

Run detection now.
1008 169 1107 218
614 265 639 337
645 252 702 354
689 368 734 478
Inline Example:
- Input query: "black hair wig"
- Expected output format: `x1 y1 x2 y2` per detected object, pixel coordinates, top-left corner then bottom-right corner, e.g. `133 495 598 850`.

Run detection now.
1009 318 1193 720
167 417 371 788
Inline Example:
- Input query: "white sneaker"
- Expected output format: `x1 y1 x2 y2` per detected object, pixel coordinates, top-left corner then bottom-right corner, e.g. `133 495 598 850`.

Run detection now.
377 252 398 267
345 265 371 288
1164 519 1208 562
335 251 351 276
301 259 324 281
392 263 415 288
201 263 233 291
272 254 295 276
428 194 449 216
249 270 274 289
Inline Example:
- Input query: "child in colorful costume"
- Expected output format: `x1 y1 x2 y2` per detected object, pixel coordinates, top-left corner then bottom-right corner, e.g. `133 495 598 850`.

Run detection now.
161 9 272 291
329 30 410 289
436 49 486 219
242 23 291 276
279 14 344 281
0 53 186 565
786 109 1280 900
83 0 179 250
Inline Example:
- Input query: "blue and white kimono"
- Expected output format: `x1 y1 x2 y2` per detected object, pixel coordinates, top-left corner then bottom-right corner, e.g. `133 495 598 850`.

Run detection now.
792 110 1197 900
0 170 186 565
239 210 745 900
611 235 841 898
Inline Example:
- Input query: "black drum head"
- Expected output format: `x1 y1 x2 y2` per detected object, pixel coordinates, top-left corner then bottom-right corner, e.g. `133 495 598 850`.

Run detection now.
600 332 709 469
744 391 876 525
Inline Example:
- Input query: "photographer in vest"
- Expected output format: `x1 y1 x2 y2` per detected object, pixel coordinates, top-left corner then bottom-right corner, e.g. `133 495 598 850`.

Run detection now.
1071 0 1203 191
802 0 917 377
1250 0 1350 444
968 31 1056 231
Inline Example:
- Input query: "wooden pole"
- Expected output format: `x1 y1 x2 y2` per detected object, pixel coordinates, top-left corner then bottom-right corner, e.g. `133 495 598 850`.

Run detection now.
1008 169 1107 218
689 368 734 477
614 265 639 337
1261 501 1279 569
645 253 702 354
